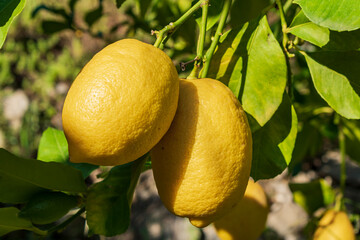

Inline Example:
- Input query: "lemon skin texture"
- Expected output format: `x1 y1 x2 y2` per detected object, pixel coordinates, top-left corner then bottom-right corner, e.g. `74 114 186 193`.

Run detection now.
313 210 355 240
214 179 269 240
151 78 252 228
62 39 179 166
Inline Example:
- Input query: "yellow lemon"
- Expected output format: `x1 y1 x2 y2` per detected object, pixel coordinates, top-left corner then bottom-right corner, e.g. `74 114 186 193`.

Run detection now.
62 39 179 166
214 179 269 240
313 209 355 240
151 78 252 228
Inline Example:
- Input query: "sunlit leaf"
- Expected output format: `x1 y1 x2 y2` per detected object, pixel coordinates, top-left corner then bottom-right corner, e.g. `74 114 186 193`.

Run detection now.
294 0 360 31
208 16 287 126
0 0 26 48
288 10 330 47
86 154 147 236
288 10 360 50
279 106 298 165
304 51 360 119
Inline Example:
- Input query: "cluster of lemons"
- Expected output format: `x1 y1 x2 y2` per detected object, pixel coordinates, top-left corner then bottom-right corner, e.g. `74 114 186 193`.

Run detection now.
61 39 354 240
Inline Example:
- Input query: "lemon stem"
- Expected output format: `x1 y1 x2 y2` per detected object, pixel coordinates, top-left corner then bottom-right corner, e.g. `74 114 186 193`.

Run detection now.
200 0 231 78
153 0 205 48
188 1 209 79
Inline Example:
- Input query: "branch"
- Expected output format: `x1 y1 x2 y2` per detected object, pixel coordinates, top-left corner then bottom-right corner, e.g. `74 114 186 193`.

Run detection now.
200 0 231 78
188 1 209 79
153 0 205 48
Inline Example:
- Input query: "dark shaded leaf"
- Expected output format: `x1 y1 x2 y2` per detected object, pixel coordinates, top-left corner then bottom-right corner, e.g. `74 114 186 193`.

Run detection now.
0 148 86 203
289 120 323 173
251 95 298 180
86 154 147 236
230 0 271 28
0 207 46 236
19 192 78 225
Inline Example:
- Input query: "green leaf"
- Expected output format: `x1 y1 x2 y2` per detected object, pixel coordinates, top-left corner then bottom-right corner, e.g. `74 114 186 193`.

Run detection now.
86 154 147 236
38 127 97 178
19 192 78 225
41 20 69 34
279 106 298 165
194 0 224 31
288 10 360 50
0 148 86 203
343 119 360 163
38 128 69 163
251 95 298 180
85 4 103 27
208 16 287 126
0 0 26 48
0 207 46 236
288 10 330 47
304 51 360 119
289 120 323 173
294 0 360 31
289 179 335 214
230 0 271 28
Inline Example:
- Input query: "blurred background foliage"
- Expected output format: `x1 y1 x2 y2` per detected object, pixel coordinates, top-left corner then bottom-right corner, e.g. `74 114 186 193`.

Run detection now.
1 0 360 239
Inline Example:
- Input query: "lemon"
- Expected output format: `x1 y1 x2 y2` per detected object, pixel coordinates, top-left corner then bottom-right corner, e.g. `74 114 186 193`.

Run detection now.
313 209 355 240
151 78 252 228
214 179 269 240
62 39 179 166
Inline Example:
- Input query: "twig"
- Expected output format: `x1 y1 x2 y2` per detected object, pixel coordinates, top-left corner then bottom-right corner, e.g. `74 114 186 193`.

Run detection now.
153 0 205 48
200 0 231 78
188 1 209 79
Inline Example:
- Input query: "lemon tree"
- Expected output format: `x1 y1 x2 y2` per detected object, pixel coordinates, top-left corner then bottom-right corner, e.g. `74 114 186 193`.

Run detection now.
0 0 360 238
